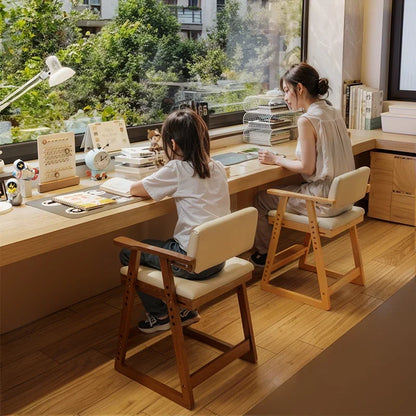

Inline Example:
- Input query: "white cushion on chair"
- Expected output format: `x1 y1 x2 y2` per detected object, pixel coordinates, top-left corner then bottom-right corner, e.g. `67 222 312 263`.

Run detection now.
328 167 370 211
120 257 254 300
268 206 365 231
187 207 258 273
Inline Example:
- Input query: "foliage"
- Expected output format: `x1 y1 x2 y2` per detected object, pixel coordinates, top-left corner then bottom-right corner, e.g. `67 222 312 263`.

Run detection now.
60 0 199 125
0 0 303 143
1 0 87 75
187 45 229 83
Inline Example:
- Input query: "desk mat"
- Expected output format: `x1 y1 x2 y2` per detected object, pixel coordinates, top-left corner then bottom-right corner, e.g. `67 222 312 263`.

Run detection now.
25 186 140 218
212 152 258 166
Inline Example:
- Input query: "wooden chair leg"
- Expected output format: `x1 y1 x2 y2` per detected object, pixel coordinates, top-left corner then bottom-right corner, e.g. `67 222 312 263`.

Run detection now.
115 251 140 369
262 196 288 286
306 201 331 310
349 225 365 286
161 258 195 409
298 233 312 269
237 283 257 363
168 308 194 409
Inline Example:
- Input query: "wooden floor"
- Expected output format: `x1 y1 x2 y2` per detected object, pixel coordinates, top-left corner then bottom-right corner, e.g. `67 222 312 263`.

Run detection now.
1 217 415 416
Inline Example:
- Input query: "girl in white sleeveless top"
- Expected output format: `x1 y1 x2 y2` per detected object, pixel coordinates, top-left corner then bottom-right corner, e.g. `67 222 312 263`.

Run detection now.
251 63 355 267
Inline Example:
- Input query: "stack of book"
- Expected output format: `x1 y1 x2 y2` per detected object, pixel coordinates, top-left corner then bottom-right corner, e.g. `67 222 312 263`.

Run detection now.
343 81 383 129
114 146 165 178
256 102 288 112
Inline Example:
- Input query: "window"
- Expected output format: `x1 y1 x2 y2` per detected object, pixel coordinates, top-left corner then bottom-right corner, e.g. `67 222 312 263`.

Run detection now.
388 0 416 101
84 0 101 15
0 0 307 164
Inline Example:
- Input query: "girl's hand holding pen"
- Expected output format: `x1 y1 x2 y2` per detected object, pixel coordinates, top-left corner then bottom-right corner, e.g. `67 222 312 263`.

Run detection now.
258 149 285 166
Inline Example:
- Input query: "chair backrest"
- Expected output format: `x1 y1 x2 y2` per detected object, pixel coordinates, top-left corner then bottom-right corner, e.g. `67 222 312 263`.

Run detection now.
187 207 258 273
327 166 370 211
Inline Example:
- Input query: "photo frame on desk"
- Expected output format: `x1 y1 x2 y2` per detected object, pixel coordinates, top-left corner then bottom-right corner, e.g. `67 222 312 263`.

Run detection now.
37 132 80 192
81 119 130 152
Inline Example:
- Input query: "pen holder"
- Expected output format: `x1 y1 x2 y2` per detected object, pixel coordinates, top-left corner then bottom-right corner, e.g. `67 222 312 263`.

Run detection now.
20 179 33 198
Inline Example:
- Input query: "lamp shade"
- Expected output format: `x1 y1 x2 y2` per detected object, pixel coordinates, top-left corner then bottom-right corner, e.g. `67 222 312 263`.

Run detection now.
46 56 75 87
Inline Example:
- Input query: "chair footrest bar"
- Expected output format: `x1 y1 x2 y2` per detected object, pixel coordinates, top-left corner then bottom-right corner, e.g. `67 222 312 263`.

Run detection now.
299 263 345 279
190 340 251 388
269 244 308 273
184 327 234 351
261 283 328 310
328 268 361 295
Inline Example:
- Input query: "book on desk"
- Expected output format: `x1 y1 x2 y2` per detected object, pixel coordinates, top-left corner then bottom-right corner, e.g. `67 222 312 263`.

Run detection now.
100 177 136 197
52 191 117 210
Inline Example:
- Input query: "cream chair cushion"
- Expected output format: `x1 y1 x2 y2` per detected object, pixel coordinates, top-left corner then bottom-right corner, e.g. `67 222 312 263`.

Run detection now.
187 207 258 273
120 257 254 300
268 206 365 231
328 166 370 211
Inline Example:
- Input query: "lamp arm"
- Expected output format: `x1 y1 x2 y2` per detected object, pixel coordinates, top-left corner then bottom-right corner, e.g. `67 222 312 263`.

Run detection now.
0 70 50 112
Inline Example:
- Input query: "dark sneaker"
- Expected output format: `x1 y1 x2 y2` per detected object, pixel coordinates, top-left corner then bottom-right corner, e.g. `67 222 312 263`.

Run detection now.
138 313 170 334
250 252 268 267
180 309 201 327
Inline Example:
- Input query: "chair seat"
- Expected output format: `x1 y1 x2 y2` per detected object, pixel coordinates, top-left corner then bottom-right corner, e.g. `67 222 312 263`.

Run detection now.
268 206 365 231
120 257 254 300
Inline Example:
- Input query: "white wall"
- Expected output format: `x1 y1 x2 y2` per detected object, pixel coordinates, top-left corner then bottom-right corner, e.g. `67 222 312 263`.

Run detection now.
361 0 391 94
308 0 364 110
101 0 118 19
307 0 403 111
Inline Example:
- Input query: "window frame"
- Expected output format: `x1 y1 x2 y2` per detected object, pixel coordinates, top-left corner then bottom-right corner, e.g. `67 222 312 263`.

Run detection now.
0 0 309 165
388 0 416 101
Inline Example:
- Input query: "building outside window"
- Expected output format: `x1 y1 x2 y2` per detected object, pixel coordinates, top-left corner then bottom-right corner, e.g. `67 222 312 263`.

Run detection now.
0 0 305 162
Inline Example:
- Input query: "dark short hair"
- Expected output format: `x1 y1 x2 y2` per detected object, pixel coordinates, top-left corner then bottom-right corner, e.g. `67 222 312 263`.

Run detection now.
161 108 211 178
280 62 329 98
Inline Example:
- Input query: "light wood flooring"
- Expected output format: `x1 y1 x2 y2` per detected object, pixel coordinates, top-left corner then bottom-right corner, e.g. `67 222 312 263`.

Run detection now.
1 217 415 416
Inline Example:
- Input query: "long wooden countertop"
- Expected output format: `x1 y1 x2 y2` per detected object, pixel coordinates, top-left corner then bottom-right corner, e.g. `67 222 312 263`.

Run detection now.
1 129 415 267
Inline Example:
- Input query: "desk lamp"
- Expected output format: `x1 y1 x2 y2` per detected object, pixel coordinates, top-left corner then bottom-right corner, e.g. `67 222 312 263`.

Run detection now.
0 56 75 112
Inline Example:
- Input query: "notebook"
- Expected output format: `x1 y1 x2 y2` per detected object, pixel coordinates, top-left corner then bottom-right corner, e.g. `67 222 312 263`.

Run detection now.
52 191 116 210
99 177 136 197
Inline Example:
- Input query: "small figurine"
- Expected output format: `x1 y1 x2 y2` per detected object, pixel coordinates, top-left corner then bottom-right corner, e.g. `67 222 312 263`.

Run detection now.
147 128 166 166
147 128 162 151
12 159 39 197
13 159 39 181
6 178 22 206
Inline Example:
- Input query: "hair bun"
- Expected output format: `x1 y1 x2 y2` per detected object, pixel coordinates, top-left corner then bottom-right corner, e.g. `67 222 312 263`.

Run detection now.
317 78 329 95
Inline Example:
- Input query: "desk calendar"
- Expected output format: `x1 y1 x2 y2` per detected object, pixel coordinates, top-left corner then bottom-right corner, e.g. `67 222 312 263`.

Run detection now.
37 132 80 192
81 119 130 152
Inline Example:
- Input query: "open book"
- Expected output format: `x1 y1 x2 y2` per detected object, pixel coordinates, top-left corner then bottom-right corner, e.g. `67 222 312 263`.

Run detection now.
100 177 136 197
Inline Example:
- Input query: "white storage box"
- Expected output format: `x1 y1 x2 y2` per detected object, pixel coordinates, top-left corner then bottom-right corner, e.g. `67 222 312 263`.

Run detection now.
388 105 416 116
381 112 416 135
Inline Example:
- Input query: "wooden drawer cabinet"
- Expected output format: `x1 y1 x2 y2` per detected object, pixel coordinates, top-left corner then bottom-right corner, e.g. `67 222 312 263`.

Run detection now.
368 151 416 226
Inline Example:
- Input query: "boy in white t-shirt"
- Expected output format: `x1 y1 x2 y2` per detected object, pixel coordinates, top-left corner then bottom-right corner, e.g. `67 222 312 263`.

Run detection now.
120 108 230 333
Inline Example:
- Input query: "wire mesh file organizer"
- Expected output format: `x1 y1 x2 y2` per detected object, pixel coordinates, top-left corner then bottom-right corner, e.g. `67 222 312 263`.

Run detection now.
243 108 301 146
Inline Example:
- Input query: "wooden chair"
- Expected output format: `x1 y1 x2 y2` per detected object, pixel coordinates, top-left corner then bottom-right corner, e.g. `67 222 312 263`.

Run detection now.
113 207 258 409
261 167 370 310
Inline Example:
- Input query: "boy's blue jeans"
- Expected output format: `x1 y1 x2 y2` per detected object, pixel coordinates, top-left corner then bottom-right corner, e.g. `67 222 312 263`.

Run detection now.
119 238 224 318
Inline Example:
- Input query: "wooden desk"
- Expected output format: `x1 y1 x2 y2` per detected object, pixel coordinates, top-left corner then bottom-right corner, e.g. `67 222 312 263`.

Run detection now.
1 130 414 333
